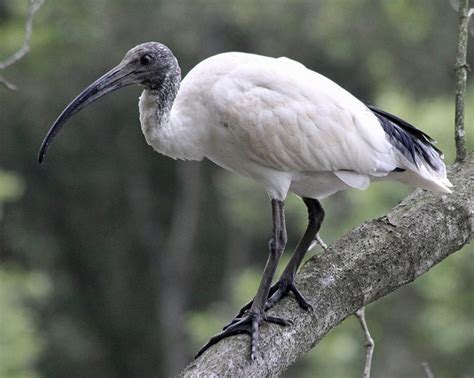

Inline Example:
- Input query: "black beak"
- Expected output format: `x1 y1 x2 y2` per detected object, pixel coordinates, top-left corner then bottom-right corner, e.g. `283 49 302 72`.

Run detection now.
38 63 136 164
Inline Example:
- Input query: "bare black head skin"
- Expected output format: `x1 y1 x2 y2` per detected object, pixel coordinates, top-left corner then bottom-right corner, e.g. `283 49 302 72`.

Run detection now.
38 42 181 164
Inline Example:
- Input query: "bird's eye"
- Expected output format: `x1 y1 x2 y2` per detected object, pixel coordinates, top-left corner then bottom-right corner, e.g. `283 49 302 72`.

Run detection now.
140 54 153 65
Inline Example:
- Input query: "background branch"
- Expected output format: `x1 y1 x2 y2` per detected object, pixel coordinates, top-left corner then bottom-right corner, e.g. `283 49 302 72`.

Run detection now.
0 0 44 90
179 155 474 377
0 76 17 90
422 362 435 378
355 307 374 378
454 0 471 161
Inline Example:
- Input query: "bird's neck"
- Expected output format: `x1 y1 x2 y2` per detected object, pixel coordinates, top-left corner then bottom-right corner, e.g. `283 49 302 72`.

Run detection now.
139 78 206 161
142 68 181 116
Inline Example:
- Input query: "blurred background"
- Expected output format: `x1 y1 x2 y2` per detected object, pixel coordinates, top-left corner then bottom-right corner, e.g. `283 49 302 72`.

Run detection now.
1 1 473 377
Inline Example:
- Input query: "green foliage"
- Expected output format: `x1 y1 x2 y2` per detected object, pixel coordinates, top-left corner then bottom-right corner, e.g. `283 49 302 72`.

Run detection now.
0 170 24 203
0 266 50 378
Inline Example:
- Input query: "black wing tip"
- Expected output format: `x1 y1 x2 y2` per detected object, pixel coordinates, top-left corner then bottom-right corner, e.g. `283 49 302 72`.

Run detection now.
368 104 444 171
367 104 442 152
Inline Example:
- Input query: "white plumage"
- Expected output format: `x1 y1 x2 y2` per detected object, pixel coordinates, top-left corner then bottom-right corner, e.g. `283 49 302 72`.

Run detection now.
39 42 452 360
139 51 451 200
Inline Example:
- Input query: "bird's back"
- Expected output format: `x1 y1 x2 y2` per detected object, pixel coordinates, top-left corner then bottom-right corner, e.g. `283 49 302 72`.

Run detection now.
173 52 451 198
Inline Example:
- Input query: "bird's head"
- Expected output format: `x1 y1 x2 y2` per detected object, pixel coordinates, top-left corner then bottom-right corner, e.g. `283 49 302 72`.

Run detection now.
38 42 180 164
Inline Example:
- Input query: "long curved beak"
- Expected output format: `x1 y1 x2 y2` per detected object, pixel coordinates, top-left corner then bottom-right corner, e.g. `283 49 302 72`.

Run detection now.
38 63 136 164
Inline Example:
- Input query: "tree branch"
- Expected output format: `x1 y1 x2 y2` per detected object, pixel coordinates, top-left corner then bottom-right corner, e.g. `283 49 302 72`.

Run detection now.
454 0 471 162
0 75 17 90
355 307 374 378
179 155 473 377
0 0 44 90
422 362 435 378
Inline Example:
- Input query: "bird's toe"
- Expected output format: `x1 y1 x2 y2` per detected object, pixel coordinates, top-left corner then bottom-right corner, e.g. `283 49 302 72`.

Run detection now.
266 279 313 311
223 283 282 330
197 309 290 360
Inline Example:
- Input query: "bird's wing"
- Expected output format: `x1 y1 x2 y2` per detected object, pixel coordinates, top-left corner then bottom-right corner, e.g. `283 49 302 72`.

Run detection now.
210 55 399 179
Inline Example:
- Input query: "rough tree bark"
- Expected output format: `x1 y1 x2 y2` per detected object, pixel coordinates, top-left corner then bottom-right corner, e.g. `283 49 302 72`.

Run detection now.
179 154 473 377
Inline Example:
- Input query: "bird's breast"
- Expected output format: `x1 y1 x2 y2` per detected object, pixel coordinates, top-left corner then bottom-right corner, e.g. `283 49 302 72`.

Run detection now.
139 89 208 161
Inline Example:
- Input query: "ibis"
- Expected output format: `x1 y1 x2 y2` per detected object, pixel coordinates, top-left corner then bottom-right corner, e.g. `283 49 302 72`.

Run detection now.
38 42 452 360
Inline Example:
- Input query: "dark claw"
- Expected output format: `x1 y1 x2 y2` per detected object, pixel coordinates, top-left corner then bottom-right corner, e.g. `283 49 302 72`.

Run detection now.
266 280 313 311
265 315 292 326
222 316 241 330
222 284 281 331
196 318 250 359
289 283 313 311
250 315 260 360
222 301 252 330
196 310 290 360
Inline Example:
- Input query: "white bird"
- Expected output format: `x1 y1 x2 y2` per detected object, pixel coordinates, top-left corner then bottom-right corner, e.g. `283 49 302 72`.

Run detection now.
38 42 452 360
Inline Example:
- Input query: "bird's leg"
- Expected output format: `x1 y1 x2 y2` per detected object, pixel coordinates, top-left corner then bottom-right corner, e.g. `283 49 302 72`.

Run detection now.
223 198 325 327
196 199 289 360
265 198 324 310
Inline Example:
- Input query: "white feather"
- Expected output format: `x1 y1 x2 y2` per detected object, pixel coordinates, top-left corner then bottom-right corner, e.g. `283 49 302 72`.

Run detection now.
140 52 452 199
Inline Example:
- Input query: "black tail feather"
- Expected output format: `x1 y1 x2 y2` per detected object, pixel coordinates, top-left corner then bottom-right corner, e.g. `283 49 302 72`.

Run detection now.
368 105 443 171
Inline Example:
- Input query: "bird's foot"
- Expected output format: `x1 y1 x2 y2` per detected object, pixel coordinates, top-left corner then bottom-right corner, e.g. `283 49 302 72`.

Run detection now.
222 282 281 330
195 309 291 360
223 278 312 331
265 278 313 311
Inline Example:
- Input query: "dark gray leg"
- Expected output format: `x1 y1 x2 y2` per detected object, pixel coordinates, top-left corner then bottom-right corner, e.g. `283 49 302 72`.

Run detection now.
266 197 325 309
225 197 325 322
196 199 290 360
250 199 287 312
